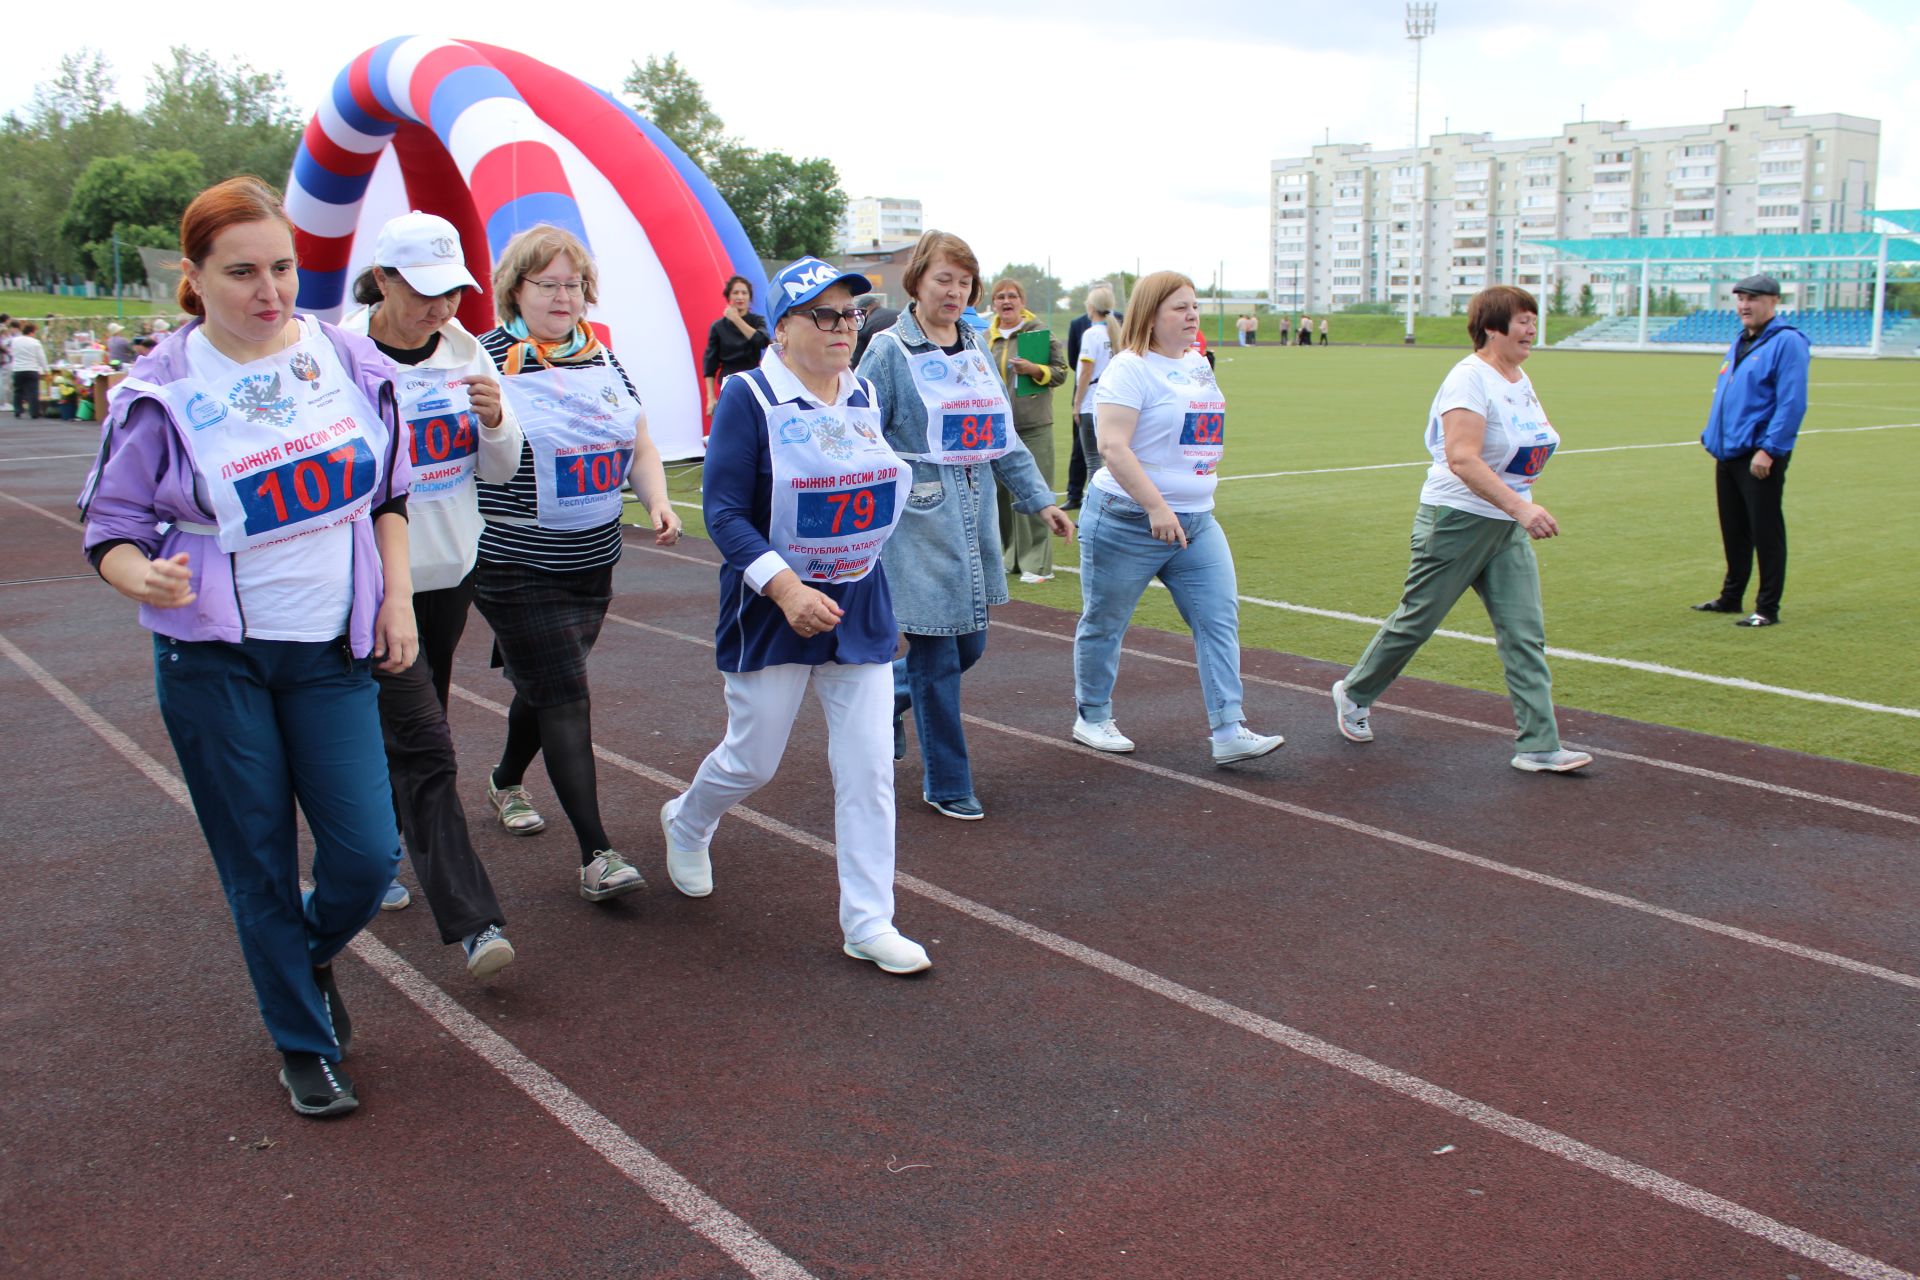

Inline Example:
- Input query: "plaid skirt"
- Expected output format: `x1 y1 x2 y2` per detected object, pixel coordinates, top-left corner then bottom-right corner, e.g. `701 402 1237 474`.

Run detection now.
472 560 614 708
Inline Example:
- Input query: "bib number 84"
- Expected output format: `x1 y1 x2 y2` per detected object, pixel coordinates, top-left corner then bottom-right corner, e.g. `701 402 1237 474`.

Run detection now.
940 412 1005 452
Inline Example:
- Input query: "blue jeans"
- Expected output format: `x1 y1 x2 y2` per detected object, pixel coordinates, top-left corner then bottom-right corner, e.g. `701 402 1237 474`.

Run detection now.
1074 490 1245 730
893 629 987 802
154 634 400 1060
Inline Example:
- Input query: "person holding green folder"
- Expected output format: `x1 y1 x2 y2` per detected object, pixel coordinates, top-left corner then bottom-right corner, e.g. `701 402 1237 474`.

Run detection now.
986 278 1070 583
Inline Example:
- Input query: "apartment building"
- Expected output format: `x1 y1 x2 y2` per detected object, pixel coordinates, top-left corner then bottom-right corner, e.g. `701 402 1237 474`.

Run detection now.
837 196 924 253
1269 106 1880 316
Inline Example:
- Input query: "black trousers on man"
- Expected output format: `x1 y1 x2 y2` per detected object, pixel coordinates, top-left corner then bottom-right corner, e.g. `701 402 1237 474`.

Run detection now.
13 371 40 418
1713 449 1791 619
374 573 506 944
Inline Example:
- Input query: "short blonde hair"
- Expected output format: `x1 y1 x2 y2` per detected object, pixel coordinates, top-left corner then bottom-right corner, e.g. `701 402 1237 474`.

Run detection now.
1117 271 1196 356
901 229 982 308
492 224 599 326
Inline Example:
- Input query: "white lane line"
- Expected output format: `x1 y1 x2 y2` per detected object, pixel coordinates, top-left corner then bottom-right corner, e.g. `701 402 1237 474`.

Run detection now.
0 631 817 1280
1215 421 1919 483
623 537 1920 819
452 674 1918 1280
0 452 94 463
598 610 1920 991
986 619 1920 828
0 489 80 528
1039 564 1920 720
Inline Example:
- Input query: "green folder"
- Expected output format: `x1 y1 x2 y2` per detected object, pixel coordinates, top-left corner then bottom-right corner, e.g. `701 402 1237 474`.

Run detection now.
1013 330 1052 395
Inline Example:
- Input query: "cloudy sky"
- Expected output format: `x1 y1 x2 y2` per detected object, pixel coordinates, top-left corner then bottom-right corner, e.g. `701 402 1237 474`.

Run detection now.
13 0 1919 289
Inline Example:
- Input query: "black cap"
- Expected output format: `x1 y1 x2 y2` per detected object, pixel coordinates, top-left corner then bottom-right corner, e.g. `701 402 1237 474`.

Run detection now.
1732 273 1780 297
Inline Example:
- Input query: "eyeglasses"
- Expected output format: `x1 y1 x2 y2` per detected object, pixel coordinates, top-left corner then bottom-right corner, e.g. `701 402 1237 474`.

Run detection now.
525 278 586 298
789 306 866 332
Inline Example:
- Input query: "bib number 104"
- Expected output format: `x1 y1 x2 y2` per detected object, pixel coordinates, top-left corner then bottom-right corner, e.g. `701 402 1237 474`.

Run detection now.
795 483 898 537
939 412 1005 453
556 448 632 497
240 440 376 536
407 412 477 466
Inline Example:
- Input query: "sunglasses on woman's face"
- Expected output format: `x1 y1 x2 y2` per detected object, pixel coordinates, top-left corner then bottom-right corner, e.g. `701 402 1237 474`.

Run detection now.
790 305 867 332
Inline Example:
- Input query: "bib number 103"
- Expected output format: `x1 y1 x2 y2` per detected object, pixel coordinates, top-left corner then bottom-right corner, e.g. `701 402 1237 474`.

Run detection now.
240 440 376 536
1180 412 1225 446
795 483 898 537
556 448 632 497
939 412 1005 452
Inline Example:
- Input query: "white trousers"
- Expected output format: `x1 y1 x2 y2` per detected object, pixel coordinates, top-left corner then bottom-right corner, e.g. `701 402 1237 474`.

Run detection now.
668 661 897 944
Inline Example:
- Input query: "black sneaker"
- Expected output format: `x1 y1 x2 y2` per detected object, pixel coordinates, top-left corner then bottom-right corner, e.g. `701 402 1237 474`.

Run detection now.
279 1052 358 1117
893 712 907 762
1690 599 1741 613
313 964 350 1055
1734 613 1780 627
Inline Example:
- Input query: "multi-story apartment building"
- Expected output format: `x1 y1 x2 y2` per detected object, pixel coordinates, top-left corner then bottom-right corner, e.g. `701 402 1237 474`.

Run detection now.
1269 106 1880 316
837 197 924 253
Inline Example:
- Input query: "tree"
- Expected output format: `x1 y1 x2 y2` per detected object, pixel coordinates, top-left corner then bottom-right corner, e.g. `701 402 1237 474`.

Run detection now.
141 47 300 184
990 262 1063 314
60 150 204 284
1547 274 1570 317
0 50 138 281
623 53 846 259
1577 282 1596 317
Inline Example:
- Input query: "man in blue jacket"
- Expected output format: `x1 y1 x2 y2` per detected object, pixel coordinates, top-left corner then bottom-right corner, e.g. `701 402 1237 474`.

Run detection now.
1692 274 1809 627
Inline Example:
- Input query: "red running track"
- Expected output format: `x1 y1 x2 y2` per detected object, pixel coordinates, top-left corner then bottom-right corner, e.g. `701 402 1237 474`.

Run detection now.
2 421 1915 1279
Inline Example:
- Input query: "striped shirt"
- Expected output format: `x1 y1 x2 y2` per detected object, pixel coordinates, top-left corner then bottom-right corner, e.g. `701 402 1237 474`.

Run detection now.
475 327 641 572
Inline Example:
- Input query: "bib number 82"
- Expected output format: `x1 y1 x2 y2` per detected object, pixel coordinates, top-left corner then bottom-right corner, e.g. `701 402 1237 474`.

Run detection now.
1181 412 1225 446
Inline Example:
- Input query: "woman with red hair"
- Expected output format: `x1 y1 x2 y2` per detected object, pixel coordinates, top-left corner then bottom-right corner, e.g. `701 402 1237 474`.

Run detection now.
81 176 414 1118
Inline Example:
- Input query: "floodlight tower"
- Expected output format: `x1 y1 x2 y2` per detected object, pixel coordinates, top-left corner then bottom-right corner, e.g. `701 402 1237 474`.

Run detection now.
1405 1 1437 344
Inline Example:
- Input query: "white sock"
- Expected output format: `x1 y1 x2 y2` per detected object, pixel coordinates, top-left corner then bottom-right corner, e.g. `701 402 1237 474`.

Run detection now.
1211 722 1243 744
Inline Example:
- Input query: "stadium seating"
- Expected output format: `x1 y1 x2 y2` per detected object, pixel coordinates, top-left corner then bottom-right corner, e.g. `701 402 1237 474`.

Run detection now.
1649 308 1909 347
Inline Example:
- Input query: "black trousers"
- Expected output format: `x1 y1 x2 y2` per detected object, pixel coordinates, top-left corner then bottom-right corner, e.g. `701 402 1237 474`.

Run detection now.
1066 415 1088 505
374 573 505 944
13 371 41 418
1713 450 1791 618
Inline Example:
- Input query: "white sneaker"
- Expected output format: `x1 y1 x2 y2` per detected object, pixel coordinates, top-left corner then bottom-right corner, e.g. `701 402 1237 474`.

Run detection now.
843 931 932 974
660 799 712 898
1332 680 1373 743
579 851 646 901
1019 571 1054 584
1511 749 1594 774
1072 716 1135 753
1212 725 1285 764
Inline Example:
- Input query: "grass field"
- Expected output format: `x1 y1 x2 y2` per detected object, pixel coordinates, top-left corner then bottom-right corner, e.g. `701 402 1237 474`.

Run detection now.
649 344 1920 775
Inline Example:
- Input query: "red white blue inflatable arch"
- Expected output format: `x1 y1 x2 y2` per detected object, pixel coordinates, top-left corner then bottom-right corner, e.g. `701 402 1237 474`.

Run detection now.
287 36 766 458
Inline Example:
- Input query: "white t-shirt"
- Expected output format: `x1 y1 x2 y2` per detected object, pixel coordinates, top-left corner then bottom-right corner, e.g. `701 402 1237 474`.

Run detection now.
1091 349 1225 512
1419 355 1560 521
1077 321 1113 409
186 320 353 641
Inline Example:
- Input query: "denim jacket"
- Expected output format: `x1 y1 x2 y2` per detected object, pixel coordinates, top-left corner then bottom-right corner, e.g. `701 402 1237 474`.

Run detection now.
856 303 1054 634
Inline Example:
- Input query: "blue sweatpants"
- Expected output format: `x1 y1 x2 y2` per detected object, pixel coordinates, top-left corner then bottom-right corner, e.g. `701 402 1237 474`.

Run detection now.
154 633 400 1060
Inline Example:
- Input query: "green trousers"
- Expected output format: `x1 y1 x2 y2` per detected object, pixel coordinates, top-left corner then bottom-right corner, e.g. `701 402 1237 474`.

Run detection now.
998 421 1056 578
1345 503 1562 752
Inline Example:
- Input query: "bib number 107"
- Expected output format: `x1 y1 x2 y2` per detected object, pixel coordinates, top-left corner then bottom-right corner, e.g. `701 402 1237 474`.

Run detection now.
939 412 1005 453
556 448 632 497
240 440 376 536
795 483 898 537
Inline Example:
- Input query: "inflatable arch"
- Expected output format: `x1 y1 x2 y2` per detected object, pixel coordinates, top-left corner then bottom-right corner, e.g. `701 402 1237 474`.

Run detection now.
287 37 767 459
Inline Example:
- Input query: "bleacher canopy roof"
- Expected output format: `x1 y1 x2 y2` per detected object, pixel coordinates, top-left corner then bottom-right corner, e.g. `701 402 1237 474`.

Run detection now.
1535 234 1920 263
1866 209 1920 234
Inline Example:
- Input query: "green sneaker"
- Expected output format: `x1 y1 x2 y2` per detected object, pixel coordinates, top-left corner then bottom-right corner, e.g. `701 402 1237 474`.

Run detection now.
487 771 547 835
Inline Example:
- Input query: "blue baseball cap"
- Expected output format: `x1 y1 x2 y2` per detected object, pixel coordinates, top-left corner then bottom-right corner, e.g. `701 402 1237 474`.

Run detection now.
767 256 872 326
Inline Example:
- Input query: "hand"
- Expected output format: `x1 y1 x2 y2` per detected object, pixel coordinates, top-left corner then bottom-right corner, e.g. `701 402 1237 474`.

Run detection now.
459 374 503 429
1514 501 1560 540
768 574 845 639
139 551 196 608
1010 357 1042 377
705 393 718 415
1039 505 1077 543
1749 449 1773 479
372 597 418 673
1148 506 1189 549
649 501 683 547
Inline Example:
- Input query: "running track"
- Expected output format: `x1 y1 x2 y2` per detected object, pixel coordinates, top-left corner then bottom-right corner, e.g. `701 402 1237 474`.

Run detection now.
3 421 1916 1279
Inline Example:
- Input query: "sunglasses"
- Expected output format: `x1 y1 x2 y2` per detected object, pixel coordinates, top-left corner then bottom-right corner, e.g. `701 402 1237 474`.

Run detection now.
787 305 867 332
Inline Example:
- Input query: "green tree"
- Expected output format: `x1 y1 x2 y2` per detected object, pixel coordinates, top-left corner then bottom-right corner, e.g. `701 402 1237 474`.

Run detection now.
60 150 204 284
141 47 300 184
0 50 138 281
1577 282 1596 317
1547 274 1570 316
623 53 846 259
990 262 1064 315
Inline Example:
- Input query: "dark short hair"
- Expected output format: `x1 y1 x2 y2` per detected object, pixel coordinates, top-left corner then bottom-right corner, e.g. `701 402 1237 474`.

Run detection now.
352 266 383 306
1467 285 1539 350
722 274 753 302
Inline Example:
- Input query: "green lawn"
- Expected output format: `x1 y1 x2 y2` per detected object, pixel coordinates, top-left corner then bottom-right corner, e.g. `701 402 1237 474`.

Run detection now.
0 290 168 319
655 345 1919 774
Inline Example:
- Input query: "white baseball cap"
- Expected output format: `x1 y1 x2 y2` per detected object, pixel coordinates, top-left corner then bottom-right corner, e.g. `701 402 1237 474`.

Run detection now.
373 211 480 296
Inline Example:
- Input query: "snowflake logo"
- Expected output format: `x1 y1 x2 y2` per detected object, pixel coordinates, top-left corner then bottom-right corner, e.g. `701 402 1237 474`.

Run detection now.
812 416 854 461
1189 361 1218 391
229 373 296 426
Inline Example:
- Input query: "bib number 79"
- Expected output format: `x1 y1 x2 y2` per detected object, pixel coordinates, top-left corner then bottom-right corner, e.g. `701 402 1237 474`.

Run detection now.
795 482 898 537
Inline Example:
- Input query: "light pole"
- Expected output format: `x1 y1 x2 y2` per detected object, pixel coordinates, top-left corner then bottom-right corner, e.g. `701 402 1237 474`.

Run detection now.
1405 1 1436 344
